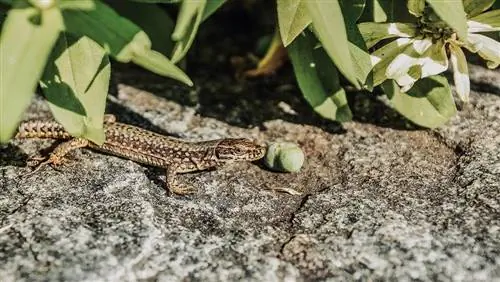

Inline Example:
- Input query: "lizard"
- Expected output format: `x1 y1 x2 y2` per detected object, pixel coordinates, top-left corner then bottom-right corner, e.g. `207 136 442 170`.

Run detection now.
14 114 266 195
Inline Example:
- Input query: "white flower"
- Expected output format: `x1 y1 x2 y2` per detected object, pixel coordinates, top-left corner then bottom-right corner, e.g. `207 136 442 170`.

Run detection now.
361 6 500 102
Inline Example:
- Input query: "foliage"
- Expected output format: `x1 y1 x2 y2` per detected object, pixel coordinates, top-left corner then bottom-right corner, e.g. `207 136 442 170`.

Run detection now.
0 0 499 143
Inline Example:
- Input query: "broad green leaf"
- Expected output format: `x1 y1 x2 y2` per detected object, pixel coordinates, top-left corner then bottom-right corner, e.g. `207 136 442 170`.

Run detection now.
365 0 392 22
59 0 95 11
128 0 180 3
468 10 500 32
107 1 174 56
358 22 417 48
342 0 367 20
0 3 63 143
426 0 468 40
202 0 226 21
407 0 425 16
305 0 360 88
381 75 456 128
360 0 414 23
371 37 414 86
339 0 373 89
277 0 311 47
40 34 110 145
372 0 388 22
288 31 352 122
62 1 192 86
463 0 495 17
170 0 206 63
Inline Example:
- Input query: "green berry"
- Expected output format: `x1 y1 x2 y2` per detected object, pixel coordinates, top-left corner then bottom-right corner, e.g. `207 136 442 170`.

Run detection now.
264 142 304 172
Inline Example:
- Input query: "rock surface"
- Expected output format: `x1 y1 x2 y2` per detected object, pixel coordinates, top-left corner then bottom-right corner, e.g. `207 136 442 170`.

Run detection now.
2 9 500 282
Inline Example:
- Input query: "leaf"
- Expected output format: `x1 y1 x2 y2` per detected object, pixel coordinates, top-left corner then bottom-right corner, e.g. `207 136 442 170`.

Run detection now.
305 0 360 88
358 22 417 49
107 1 175 57
170 0 206 63
277 0 311 46
407 0 425 16
339 0 373 89
40 34 110 145
288 31 352 122
340 0 366 21
245 29 288 77
202 0 226 21
360 0 415 23
128 0 181 3
0 3 63 143
468 9 500 32
426 0 468 40
381 75 456 128
58 0 95 10
62 1 192 86
463 0 495 17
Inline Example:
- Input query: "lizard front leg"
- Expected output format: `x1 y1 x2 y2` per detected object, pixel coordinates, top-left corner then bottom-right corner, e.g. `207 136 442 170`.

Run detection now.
165 166 196 195
28 138 89 174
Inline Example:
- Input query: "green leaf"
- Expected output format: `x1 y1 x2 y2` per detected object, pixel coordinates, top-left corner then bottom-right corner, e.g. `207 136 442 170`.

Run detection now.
305 0 360 88
170 0 206 63
463 0 495 17
277 0 311 47
407 0 425 16
202 0 226 21
106 1 175 57
359 22 417 48
339 0 373 89
0 3 63 143
469 9 500 32
371 0 388 22
62 1 192 86
360 0 415 23
340 0 366 21
426 0 468 40
288 31 352 122
381 75 456 128
58 0 95 10
40 34 110 145
128 0 180 3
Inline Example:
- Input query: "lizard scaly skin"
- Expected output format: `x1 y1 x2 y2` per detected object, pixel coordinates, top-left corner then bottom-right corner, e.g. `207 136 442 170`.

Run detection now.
15 115 266 195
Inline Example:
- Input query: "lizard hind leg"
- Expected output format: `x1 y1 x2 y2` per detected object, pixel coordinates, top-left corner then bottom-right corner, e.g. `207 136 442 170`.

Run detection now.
165 166 197 195
27 138 89 175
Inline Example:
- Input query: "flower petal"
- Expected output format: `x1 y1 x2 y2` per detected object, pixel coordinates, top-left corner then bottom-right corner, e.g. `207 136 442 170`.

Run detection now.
449 43 470 102
419 39 448 79
371 37 414 86
468 9 500 32
359 22 417 48
386 38 432 82
466 33 500 69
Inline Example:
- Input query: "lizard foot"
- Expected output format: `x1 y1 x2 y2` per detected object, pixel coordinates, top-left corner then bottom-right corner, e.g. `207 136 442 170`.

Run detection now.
168 182 197 195
26 155 67 176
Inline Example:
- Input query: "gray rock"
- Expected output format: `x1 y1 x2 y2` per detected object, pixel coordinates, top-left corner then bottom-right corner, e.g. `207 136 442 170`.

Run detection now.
1 63 500 282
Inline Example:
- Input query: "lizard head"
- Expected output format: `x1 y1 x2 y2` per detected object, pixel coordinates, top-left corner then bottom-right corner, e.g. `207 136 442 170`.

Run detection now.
215 138 266 162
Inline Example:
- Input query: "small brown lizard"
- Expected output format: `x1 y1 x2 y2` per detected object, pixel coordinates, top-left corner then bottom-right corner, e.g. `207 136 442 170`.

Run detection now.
15 114 266 194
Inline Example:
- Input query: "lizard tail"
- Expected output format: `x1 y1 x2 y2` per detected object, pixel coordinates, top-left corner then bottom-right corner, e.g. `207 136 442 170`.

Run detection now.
16 120 72 140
